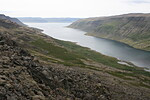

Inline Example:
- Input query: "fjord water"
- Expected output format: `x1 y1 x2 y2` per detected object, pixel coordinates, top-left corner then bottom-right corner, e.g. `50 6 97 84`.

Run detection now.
26 23 150 68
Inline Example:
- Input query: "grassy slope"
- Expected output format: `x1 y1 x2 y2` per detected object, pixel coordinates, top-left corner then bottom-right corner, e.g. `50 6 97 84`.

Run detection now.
69 14 150 51
25 34 150 89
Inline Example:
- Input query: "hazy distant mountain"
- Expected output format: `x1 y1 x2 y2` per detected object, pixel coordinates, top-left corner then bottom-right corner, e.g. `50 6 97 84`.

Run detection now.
0 14 25 26
18 17 48 23
69 13 150 51
44 18 81 23
18 17 81 23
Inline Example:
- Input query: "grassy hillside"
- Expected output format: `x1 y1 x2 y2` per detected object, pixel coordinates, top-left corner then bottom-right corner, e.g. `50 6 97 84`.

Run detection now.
0 17 150 99
69 13 150 51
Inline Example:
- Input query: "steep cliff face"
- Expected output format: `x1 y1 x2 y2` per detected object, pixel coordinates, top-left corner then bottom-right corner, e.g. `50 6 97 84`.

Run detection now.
69 13 150 51
0 14 25 26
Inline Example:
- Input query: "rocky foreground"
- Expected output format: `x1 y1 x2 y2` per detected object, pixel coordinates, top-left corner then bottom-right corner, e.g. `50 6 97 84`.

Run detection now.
1 32 150 100
0 33 112 100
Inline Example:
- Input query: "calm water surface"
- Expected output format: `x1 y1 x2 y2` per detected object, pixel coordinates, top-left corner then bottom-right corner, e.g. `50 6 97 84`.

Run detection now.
26 23 150 69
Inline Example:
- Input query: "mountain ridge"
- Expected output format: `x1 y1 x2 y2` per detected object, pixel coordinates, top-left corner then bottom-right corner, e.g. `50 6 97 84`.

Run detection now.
69 13 150 51
0 14 25 26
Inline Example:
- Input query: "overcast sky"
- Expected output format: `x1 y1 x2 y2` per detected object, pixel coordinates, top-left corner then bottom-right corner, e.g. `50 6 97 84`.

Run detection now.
0 0 150 18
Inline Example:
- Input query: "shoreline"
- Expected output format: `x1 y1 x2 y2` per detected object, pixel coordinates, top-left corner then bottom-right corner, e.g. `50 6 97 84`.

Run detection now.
85 33 150 52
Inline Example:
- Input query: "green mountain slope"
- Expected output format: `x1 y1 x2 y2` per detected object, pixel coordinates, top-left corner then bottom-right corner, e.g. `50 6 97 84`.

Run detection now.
0 16 150 99
69 13 150 51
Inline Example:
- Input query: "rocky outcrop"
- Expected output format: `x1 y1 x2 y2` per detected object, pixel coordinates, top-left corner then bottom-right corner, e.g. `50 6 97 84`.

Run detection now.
69 13 150 51
0 19 20 29
0 14 25 26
